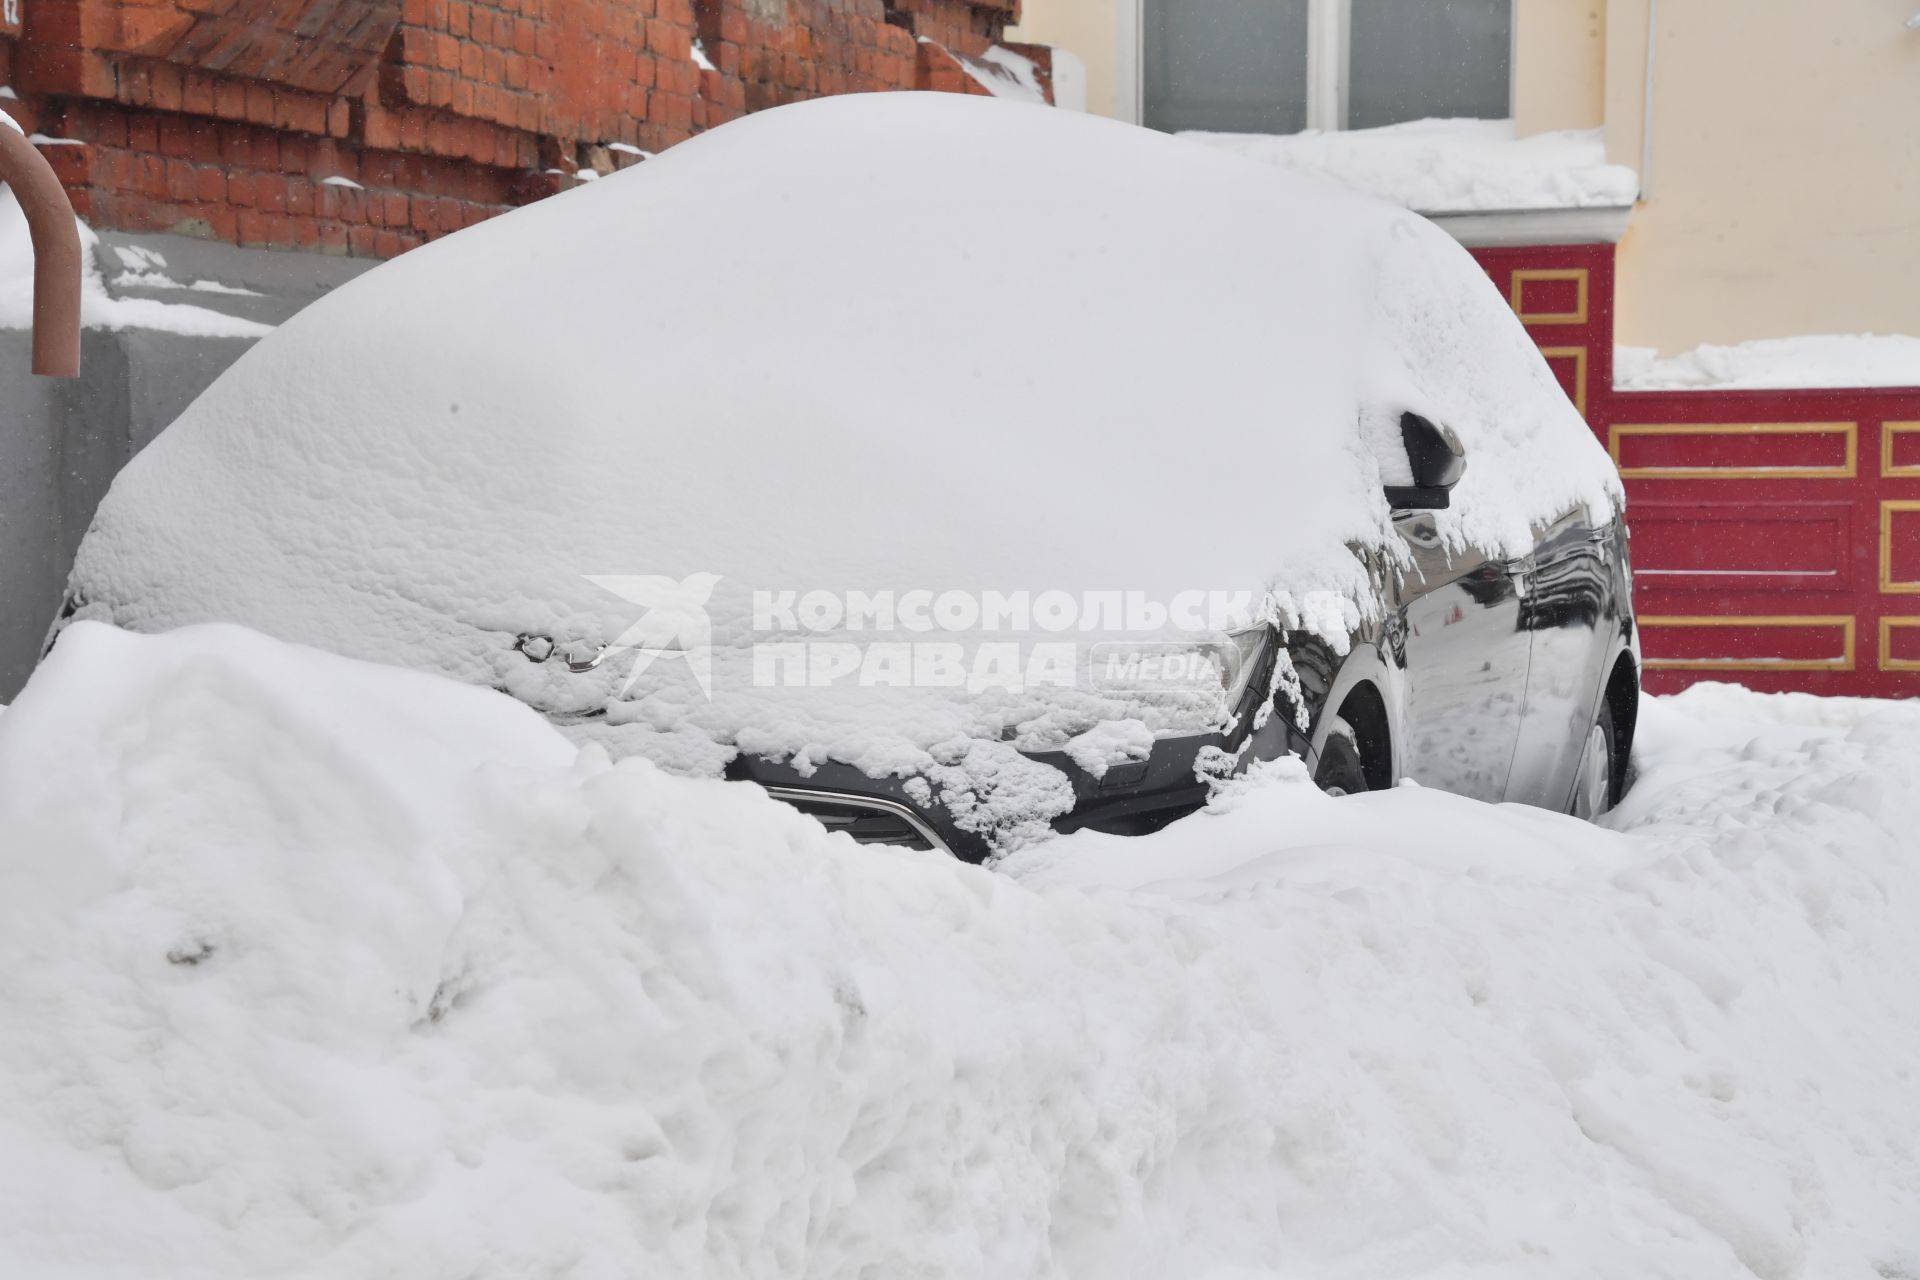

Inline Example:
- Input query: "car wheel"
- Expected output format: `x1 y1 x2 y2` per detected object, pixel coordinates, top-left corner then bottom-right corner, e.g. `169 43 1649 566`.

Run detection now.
1570 700 1617 820
1314 713 1369 797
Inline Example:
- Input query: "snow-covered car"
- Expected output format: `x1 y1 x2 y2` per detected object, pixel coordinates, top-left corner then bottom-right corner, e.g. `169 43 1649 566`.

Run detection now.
53 93 1637 860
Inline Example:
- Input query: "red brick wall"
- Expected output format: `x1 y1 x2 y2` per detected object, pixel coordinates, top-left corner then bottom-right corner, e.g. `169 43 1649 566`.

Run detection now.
0 0 1038 257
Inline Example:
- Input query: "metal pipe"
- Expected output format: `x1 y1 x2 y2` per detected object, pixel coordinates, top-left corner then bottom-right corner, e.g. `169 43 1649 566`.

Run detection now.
0 123 82 377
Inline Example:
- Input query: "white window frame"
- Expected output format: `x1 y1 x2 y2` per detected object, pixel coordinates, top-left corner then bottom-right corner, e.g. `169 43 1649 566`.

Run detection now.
1123 0 1514 133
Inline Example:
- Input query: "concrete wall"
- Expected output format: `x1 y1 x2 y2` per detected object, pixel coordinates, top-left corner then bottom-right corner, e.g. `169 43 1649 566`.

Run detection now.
0 230 373 702
0 327 253 699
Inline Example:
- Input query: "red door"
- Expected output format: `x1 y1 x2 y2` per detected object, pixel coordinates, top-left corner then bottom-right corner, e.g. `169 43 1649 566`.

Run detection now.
1473 244 1920 699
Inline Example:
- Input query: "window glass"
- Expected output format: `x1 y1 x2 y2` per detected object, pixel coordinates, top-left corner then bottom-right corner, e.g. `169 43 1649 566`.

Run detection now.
1348 0 1511 129
1143 0 1311 135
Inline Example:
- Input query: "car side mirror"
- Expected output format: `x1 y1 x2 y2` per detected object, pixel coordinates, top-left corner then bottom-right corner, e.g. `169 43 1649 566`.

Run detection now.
1384 412 1466 510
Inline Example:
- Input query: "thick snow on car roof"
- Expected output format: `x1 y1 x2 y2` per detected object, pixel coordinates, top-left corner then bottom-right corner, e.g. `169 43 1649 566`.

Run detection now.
64 93 1618 828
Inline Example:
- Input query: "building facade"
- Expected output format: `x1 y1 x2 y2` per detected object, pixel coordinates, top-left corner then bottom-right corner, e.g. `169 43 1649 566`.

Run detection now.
1009 0 1920 359
1008 0 1920 698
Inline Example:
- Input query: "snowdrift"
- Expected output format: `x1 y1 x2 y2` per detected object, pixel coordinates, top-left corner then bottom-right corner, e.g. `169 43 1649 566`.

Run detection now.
2 622 1917 1278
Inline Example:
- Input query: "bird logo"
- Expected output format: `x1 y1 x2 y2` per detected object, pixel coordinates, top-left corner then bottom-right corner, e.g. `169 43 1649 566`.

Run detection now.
582 572 723 699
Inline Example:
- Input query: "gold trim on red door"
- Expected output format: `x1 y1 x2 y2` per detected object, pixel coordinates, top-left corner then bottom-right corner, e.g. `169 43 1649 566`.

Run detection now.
1509 268 1589 326
1638 614 1857 672
1609 423 1858 480
1881 422 1920 478
1880 500 1920 594
1539 345 1588 417
1878 617 1920 672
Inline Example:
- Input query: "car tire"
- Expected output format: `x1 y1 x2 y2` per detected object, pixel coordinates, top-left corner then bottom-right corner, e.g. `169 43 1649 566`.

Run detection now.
1570 700 1617 820
1314 713 1369 797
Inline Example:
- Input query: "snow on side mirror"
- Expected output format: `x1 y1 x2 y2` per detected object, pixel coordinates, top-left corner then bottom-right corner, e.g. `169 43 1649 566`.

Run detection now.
1384 412 1466 510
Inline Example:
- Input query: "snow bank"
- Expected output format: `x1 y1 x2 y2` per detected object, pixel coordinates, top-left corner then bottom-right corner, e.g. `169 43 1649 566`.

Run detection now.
3 622 1918 1278
1182 118 1639 214
1617 334 1920 391
63 95 1617 817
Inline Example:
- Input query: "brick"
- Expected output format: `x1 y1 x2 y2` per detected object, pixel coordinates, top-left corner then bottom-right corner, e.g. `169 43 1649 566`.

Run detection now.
187 120 222 162
37 141 95 186
254 173 290 214
244 82 276 124
127 113 159 154
213 78 247 121
399 109 428 150
150 63 186 112
182 72 216 118
236 209 273 247
165 158 197 201
158 116 194 157
134 154 168 197
122 62 153 106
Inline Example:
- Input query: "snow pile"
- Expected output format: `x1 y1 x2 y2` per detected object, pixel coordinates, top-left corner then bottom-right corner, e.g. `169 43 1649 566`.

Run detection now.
62 95 1616 830
1617 334 1920 391
4 623 1920 1277
0 185 269 338
1183 118 1639 214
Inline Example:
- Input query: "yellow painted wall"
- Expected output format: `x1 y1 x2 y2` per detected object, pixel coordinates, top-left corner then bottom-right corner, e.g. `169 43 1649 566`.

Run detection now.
1513 0 1605 134
1005 0 1123 120
1606 0 1920 354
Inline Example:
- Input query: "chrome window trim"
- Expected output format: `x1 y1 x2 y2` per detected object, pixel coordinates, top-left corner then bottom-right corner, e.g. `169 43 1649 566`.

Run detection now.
761 785 952 857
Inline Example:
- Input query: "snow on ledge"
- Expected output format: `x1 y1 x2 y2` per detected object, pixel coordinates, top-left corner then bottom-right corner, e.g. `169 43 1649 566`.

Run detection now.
958 45 1048 104
1616 334 1920 392
0 188 271 339
1180 118 1639 215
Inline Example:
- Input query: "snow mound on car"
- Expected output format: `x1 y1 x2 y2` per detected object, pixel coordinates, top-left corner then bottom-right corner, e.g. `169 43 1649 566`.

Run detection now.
3 625 1917 1278
63 93 1617 789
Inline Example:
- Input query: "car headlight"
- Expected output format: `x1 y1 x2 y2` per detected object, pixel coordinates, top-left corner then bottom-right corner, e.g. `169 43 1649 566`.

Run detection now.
1221 626 1273 714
